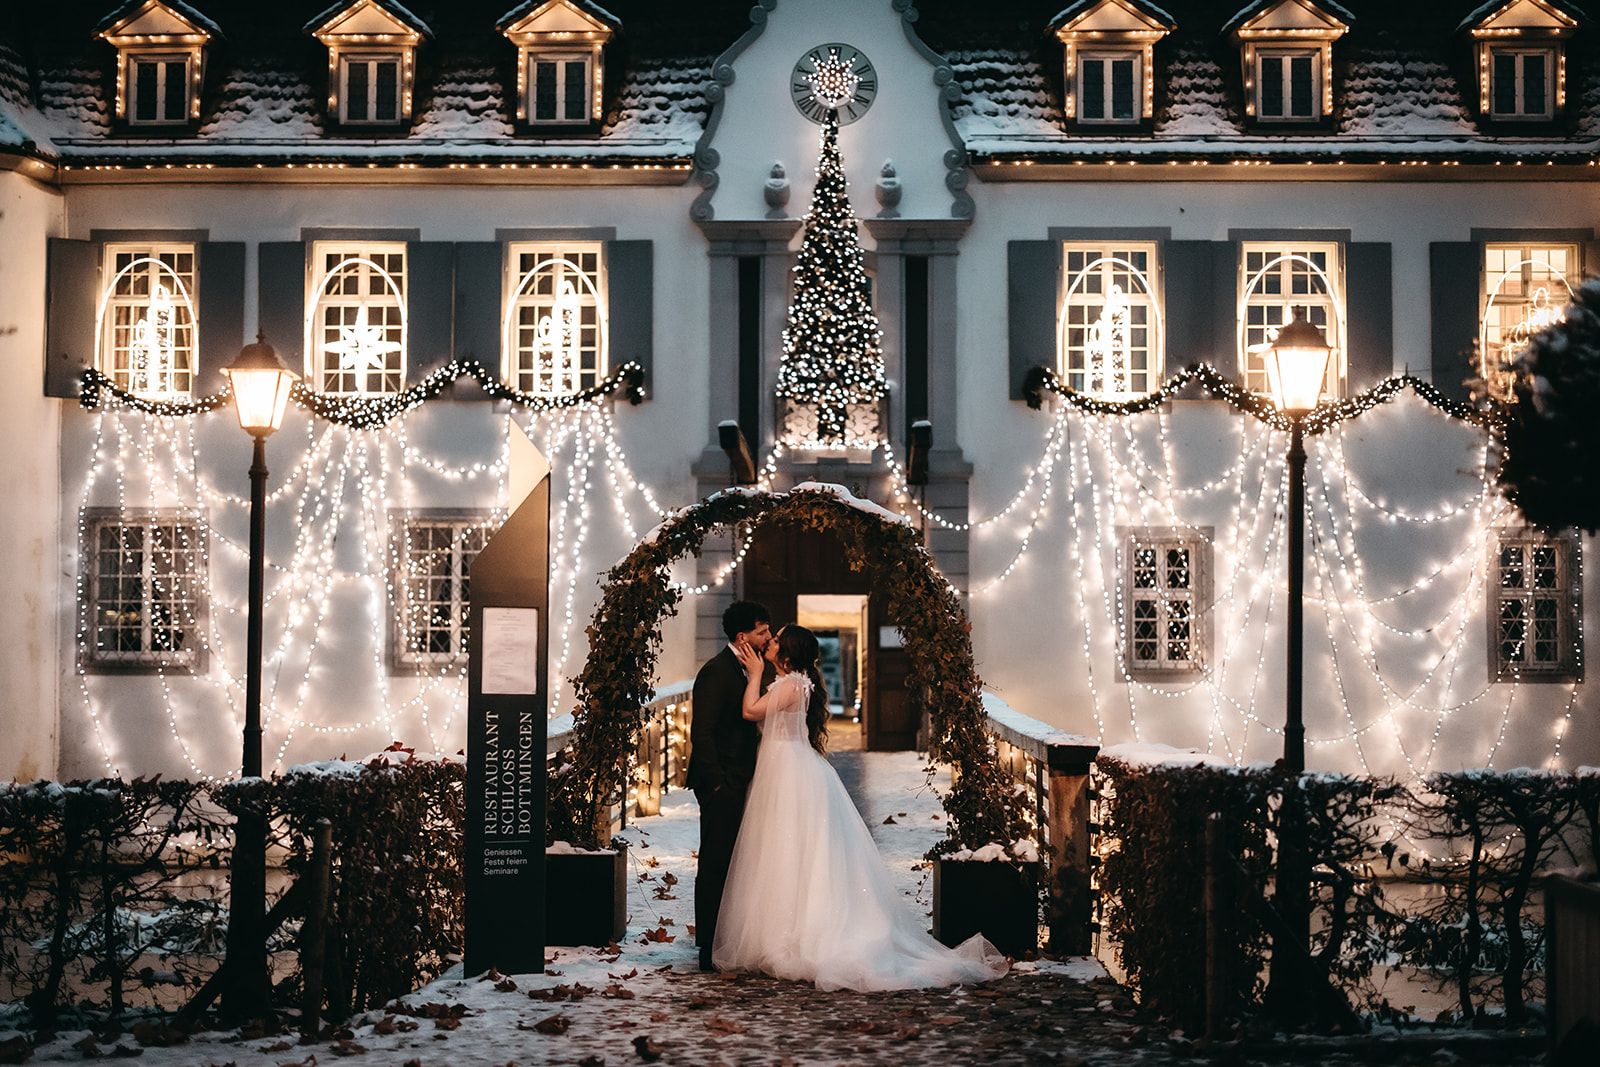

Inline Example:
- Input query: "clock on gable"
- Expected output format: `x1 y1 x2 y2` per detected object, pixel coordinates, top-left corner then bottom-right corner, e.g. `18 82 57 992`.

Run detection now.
790 43 877 125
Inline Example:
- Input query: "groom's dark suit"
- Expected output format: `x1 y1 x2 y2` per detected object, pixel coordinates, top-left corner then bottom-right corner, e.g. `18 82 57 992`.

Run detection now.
687 645 773 969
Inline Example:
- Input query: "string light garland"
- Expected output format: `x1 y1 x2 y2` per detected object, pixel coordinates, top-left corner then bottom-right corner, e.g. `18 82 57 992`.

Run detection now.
78 360 646 427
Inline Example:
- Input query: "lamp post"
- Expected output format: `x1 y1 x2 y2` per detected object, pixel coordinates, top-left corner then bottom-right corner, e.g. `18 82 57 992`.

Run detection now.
1262 312 1331 1019
220 334 298 1020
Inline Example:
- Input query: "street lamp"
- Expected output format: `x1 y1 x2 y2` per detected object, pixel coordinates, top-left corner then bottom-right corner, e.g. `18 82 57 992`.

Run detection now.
1262 311 1331 1021
220 334 297 1020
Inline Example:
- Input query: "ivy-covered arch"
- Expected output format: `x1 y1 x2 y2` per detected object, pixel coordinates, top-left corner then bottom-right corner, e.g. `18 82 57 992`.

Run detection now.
547 484 1032 854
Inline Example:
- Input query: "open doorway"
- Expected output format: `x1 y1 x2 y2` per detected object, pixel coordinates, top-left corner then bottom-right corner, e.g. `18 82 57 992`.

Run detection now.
742 520 919 751
797 593 866 751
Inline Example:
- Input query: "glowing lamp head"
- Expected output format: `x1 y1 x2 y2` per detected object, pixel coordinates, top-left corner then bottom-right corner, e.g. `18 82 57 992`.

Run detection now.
225 334 298 435
1265 313 1332 416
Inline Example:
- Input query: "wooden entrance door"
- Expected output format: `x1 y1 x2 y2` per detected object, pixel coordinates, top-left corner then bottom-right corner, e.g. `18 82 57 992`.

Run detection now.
741 520 918 751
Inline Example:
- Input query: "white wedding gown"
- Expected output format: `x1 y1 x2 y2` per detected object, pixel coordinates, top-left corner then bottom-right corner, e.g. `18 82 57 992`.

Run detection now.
711 671 1009 991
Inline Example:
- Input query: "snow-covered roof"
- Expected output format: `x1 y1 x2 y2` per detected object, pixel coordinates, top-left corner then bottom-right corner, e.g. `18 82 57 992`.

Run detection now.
1455 0 1587 33
5 1 1600 173
1219 0 1355 37
93 0 225 40
303 0 434 39
914 0 1600 165
4 0 730 168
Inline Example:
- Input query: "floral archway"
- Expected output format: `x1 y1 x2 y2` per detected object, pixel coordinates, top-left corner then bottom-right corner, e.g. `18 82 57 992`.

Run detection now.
547 484 1032 854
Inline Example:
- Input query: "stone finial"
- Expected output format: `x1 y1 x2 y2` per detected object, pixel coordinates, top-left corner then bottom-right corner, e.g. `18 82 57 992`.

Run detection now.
875 160 901 217
763 161 790 216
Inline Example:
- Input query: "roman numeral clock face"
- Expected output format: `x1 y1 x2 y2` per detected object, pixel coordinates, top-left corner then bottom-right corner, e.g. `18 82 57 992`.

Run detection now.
791 43 877 125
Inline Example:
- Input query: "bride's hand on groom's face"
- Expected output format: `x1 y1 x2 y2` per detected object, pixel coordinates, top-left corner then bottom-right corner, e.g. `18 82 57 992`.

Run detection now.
733 640 763 674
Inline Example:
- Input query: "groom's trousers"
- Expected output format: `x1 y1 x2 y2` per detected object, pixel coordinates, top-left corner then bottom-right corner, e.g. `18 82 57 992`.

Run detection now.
694 783 747 968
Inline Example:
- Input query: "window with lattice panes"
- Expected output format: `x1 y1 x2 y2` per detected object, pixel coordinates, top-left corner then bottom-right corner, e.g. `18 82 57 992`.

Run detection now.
1061 243 1160 399
311 243 407 395
128 54 191 125
1480 243 1576 402
526 52 592 124
1240 242 1344 398
392 514 492 671
83 511 205 673
1492 531 1581 682
102 244 197 399
1121 528 1210 679
1490 48 1554 120
505 243 605 396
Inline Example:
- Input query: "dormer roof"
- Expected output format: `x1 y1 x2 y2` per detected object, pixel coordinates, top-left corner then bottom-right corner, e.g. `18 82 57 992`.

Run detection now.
496 0 622 39
1048 0 1176 36
94 0 221 43
1222 0 1353 38
1455 0 1584 35
303 0 432 42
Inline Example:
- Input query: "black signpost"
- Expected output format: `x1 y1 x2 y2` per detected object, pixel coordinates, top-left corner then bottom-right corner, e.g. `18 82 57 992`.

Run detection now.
464 463 551 977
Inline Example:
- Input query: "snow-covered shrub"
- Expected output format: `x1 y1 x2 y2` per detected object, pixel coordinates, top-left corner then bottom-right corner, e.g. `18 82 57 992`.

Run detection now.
0 777 228 1025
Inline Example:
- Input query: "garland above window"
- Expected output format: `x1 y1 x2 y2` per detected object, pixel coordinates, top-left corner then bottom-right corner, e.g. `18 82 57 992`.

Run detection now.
1022 362 1500 437
79 360 645 428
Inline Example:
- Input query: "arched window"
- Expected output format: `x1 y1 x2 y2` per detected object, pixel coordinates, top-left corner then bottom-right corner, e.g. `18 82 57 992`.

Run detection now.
1239 243 1345 398
308 242 407 396
1059 244 1162 399
98 244 198 399
503 243 606 396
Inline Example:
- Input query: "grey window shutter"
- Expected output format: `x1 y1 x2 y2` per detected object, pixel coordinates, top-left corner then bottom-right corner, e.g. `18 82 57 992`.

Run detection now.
406 240 456 384
1212 242 1241 377
257 242 306 377
45 238 99 398
1007 240 1059 399
452 242 503 398
605 239 653 393
1162 241 1217 373
1345 242 1394 389
1429 242 1480 401
196 242 245 397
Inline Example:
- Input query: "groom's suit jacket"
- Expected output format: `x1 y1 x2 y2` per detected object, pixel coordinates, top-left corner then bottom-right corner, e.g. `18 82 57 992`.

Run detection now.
686 646 773 796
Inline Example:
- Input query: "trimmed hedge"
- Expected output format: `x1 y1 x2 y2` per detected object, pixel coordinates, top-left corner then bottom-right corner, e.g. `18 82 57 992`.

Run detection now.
1094 758 1598 1034
1 750 464 1027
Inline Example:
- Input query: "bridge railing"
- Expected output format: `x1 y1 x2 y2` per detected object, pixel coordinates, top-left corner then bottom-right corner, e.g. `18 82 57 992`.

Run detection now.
545 681 696 836
982 693 1100 955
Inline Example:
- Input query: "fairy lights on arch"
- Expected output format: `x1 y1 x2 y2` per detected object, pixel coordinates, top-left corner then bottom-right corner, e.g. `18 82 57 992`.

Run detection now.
502 252 610 398
94 256 200 401
1479 255 1574 402
1058 252 1165 401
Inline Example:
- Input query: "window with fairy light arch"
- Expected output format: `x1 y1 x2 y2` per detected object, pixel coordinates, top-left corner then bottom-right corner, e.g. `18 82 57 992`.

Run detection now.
99 243 198 400
1059 243 1162 399
308 242 407 396
1238 242 1346 399
502 243 607 396
1479 242 1577 402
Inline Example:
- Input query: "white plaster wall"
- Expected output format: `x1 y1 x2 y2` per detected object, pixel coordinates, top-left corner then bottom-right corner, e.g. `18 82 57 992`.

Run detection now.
54 180 709 779
958 178 1600 777
0 171 63 781
702 0 959 222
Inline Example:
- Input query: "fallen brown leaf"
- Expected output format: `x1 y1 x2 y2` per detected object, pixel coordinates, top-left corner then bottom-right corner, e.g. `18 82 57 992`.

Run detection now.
602 983 637 1000
704 1017 745 1035
632 1035 663 1062
532 1015 571 1036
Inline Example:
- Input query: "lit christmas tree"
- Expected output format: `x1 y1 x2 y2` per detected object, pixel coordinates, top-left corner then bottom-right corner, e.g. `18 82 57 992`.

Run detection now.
776 92 888 448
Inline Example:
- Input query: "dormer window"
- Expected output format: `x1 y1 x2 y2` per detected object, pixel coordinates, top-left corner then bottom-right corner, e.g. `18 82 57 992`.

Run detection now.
1460 0 1582 124
1048 0 1173 128
1224 0 1351 125
305 0 431 129
94 0 220 129
497 0 621 131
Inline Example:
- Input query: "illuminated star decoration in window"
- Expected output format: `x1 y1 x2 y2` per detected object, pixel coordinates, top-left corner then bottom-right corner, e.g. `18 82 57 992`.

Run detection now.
807 47 860 110
325 306 402 376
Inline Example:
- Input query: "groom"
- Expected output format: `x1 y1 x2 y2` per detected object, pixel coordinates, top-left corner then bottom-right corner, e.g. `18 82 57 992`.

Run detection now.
687 600 773 972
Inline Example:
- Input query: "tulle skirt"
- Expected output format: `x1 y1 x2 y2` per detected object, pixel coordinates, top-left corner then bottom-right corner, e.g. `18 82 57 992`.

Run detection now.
711 737 1009 992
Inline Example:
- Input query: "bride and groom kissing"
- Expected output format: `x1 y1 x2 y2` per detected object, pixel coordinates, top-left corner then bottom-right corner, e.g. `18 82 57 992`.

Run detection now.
685 601 1007 992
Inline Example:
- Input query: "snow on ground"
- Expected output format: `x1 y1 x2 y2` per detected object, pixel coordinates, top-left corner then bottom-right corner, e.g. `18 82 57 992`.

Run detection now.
15 751 1122 1066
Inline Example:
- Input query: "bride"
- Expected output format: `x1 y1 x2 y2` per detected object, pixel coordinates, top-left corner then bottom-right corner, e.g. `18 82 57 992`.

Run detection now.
712 624 1009 991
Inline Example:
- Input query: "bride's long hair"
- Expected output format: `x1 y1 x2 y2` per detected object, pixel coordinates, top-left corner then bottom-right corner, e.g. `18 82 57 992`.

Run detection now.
776 625 829 754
